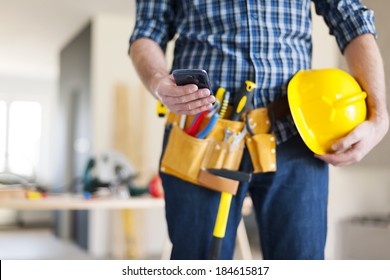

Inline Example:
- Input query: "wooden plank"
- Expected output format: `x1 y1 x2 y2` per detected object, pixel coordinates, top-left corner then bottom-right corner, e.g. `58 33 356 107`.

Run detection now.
0 196 164 210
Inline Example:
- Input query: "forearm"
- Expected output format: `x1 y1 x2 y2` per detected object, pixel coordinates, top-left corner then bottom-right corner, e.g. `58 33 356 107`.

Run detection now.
344 33 389 129
129 38 170 100
316 33 388 165
129 38 215 115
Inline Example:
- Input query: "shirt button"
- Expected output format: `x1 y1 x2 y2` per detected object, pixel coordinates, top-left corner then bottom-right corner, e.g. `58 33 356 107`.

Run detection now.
251 13 258 20
254 53 260 59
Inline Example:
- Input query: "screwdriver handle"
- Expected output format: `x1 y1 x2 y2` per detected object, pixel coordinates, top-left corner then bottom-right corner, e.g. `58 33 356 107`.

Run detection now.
230 81 256 121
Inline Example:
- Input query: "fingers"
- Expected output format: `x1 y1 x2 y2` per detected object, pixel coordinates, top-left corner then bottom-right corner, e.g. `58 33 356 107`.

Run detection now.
156 75 198 98
176 103 214 115
156 75 216 114
174 95 216 114
163 88 212 105
315 122 373 166
163 83 200 98
330 122 371 153
161 89 215 115
315 143 365 167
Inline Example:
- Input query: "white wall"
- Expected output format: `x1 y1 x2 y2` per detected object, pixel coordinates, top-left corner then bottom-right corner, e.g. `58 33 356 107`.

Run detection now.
90 14 166 185
88 12 167 259
327 166 390 259
311 4 390 259
311 8 339 69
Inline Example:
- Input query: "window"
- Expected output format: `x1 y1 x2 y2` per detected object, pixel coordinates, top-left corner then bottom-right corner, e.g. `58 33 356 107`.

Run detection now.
0 101 6 171
0 100 42 178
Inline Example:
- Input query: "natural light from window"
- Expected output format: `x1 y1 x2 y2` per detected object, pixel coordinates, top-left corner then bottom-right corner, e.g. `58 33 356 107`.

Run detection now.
1 101 42 178
0 101 6 171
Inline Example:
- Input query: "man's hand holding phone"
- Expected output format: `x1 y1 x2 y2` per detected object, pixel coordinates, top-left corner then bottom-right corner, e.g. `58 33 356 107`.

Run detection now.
151 69 215 115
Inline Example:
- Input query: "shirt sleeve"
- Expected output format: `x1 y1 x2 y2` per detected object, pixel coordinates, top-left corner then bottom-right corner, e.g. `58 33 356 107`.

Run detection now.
312 0 377 53
129 0 176 52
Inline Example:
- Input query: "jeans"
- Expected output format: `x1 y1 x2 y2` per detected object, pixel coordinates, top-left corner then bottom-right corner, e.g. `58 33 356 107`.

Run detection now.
160 124 329 260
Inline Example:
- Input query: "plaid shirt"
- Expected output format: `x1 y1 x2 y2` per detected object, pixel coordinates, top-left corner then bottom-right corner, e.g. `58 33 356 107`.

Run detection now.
130 0 376 143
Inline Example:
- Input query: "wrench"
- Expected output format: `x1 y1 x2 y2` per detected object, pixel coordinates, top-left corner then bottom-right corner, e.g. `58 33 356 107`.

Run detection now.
223 127 234 143
230 122 256 151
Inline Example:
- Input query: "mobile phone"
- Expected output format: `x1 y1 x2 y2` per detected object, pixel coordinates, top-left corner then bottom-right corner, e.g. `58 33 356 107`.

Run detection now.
172 69 213 92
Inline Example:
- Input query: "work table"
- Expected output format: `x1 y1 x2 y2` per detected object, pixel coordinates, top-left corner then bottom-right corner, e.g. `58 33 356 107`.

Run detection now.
0 194 164 210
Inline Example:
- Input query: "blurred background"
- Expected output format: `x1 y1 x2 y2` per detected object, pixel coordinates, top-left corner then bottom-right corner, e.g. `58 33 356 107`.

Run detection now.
0 0 389 260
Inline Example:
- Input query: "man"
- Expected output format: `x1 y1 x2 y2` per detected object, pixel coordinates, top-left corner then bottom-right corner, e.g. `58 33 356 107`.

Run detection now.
129 1 388 259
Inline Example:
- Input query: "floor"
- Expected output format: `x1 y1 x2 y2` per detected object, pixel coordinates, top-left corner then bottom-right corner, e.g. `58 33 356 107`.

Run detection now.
0 215 262 260
0 227 94 260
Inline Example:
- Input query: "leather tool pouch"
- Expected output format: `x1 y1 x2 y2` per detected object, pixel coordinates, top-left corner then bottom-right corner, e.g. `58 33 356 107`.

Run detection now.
245 108 277 173
159 94 291 193
160 114 245 195
160 105 279 192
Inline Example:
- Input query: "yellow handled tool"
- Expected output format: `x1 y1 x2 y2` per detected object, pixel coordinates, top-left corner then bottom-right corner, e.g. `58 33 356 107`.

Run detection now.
156 101 167 117
208 168 252 259
230 81 256 121
208 191 232 259
215 87 230 119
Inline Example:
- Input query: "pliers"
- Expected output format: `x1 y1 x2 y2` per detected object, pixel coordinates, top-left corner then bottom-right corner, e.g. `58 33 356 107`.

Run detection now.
184 111 220 139
184 100 220 139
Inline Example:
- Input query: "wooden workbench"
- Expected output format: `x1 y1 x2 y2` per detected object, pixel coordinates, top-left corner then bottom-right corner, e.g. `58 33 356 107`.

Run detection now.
0 194 165 210
0 194 166 259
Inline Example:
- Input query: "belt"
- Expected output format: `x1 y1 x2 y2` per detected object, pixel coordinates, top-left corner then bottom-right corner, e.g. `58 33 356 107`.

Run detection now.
266 94 291 121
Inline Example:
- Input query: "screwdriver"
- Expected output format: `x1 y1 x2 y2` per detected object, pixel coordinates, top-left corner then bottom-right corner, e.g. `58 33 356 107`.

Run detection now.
219 90 230 119
230 81 256 121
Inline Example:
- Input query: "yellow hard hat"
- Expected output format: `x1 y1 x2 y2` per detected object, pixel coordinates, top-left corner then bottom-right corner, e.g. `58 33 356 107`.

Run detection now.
287 68 367 155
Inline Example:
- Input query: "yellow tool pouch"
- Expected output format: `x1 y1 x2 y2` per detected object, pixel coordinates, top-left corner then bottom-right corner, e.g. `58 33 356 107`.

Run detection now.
160 113 245 195
160 108 277 194
245 108 277 173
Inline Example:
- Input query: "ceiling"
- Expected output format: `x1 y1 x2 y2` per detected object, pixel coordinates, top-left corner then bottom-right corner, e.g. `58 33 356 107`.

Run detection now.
0 0 134 79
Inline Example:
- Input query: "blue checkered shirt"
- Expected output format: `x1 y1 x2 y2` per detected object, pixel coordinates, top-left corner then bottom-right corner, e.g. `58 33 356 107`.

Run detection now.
130 0 376 143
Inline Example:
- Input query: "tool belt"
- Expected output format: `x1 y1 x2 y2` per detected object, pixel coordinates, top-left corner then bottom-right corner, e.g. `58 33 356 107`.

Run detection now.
160 95 290 195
